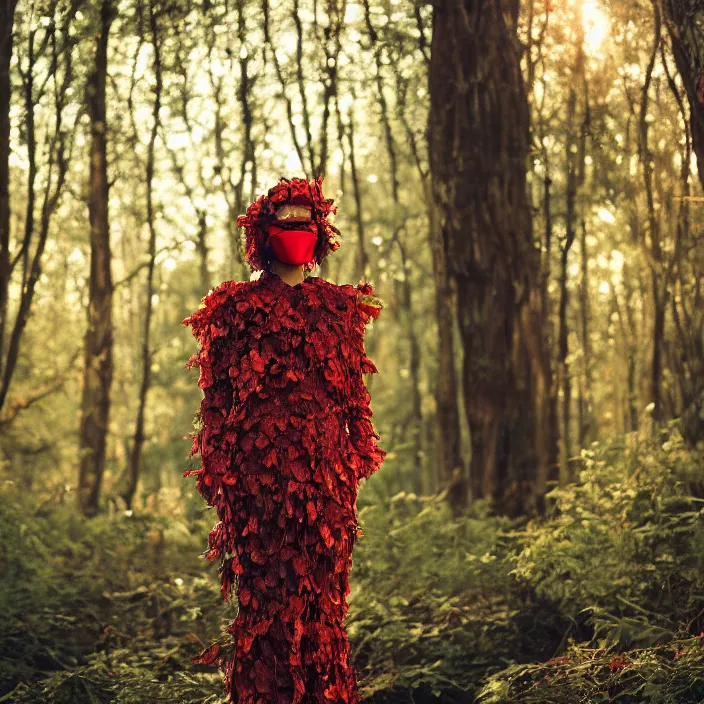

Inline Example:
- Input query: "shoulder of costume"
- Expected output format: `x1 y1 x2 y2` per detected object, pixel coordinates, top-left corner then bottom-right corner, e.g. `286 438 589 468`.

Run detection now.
181 279 256 334
355 281 383 323
330 279 383 325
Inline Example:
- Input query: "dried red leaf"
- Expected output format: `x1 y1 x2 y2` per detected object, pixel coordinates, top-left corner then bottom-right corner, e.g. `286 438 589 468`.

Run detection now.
192 642 221 666
250 550 268 565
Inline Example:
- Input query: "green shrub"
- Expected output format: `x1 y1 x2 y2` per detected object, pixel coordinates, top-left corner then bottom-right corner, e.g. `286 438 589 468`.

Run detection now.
480 422 704 702
4 420 704 703
0 481 228 702
348 492 567 701
511 423 704 651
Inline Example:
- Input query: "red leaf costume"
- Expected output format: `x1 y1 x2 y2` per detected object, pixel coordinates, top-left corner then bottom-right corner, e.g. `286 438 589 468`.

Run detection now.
182 177 385 703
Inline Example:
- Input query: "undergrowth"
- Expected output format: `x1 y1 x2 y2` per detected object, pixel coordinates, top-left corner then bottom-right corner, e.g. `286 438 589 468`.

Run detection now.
1 420 703 702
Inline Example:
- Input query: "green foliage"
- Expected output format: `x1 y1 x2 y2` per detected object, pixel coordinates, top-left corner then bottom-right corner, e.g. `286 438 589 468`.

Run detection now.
511 423 704 651
0 481 228 703
3 422 704 703
347 493 565 701
476 635 704 704
478 423 704 702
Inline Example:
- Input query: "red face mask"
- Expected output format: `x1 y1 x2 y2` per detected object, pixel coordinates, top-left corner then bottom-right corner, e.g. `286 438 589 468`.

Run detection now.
267 225 318 265
267 204 319 265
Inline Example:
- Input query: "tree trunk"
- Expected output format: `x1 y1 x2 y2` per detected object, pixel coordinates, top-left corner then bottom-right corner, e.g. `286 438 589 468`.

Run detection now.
557 238 573 486
346 111 368 280
660 20 704 421
662 0 704 193
122 0 162 509
541 163 559 485
395 70 446 498
559 43 588 480
578 219 592 446
363 5 424 486
423 171 465 507
639 0 665 423
78 0 115 517
428 0 554 514
196 211 209 294
1 8 76 415
392 229 424 489
0 0 19 375
651 280 666 422
620 263 639 431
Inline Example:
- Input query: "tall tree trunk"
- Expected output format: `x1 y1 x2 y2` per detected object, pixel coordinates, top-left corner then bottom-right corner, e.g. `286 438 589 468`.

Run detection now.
78 0 115 517
541 162 559 484
659 15 704 434
651 281 666 421
1 8 75 415
621 262 639 431
578 219 591 446
391 228 424 488
558 74 578 486
0 16 35 413
428 0 554 514
122 0 162 509
639 0 665 423
396 66 460 499
346 108 368 280
0 0 19 373
430 193 465 509
363 1 424 481
662 0 704 193
557 236 574 487
559 38 588 480
236 0 256 210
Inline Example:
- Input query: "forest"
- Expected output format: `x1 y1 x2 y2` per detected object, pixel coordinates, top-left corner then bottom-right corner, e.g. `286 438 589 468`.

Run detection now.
2 0 704 701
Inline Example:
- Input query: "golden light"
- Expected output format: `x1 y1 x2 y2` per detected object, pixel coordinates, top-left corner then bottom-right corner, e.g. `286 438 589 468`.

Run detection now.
581 0 610 57
597 207 616 224
285 149 301 173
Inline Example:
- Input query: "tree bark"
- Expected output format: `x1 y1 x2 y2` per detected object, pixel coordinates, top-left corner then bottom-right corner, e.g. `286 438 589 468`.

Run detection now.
430 192 465 509
559 40 588 481
1 7 76 414
396 61 460 499
660 20 704 420
0 0 19 375
557 237 574 486
428 0 554 514
390 227 424 488
578 219 592 447
639 0 665 423
122 0 162 509
78 0 115 517
662 0 704 193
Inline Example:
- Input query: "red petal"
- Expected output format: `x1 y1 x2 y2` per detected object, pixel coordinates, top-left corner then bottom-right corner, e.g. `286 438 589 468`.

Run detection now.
192 642 220 666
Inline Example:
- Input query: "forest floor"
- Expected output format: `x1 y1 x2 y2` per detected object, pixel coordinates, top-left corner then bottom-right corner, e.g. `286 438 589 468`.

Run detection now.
2 420 704 703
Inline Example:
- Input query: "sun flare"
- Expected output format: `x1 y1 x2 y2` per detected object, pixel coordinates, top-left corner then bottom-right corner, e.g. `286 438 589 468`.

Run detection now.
581 0 610 56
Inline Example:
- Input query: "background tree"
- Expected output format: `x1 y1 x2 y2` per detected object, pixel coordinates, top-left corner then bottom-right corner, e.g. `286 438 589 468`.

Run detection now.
429 0 555 514
0 0 20 362
78 0 115 516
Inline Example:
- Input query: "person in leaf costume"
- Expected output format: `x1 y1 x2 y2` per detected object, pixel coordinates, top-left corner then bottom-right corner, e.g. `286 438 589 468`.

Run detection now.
182 176 386 703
